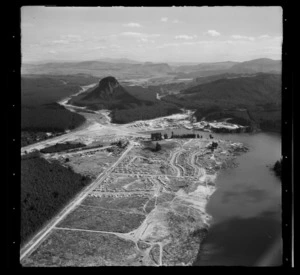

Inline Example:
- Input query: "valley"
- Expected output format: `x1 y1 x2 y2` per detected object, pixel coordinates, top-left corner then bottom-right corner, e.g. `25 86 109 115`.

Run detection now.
20 57 281 267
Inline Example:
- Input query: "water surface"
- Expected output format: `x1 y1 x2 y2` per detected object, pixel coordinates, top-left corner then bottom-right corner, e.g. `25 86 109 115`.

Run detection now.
192 132 282 266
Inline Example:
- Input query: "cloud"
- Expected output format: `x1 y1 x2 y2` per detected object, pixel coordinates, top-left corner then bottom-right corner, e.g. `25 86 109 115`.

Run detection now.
120 32 160 38
110 44 121 49
175 35 197 40
172 19 180 23
161 17 168 22
156 39 251 49
156 42 180 49
138 37 155 43
90 46 107 50
48 50 57 54
52 40 70 44
231 35 255 41
123 22 142 28
258 34 271 39
60 34 83 42
62 34 81 39
120 32 143 37
204 30 221 37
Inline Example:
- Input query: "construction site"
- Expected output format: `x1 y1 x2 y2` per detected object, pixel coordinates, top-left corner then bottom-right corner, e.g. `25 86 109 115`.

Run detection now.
21 135 248 266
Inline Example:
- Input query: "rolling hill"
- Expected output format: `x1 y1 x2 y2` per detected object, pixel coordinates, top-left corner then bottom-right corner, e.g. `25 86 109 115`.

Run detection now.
172 58 281 78
162 73 281 132
174 61 239 73
22 61 173 78
228 58 281 74
179 73 281 106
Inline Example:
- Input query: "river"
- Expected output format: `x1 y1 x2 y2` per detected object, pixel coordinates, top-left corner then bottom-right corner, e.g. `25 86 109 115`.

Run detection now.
144 128 282 266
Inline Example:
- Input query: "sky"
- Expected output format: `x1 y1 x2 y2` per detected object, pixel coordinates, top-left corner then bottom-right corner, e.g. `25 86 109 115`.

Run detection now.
21 6 283 63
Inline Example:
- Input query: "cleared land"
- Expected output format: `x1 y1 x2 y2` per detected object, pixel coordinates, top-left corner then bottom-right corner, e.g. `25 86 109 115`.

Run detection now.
21 137 248 266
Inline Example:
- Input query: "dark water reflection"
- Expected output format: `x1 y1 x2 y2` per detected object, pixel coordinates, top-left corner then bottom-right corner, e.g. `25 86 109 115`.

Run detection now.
192 132 282 266
144 129 282 266
194 213 281 266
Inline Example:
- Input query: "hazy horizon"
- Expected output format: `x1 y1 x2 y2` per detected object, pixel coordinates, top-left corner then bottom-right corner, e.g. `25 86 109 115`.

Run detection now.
23 56 281 65
22 6 283 64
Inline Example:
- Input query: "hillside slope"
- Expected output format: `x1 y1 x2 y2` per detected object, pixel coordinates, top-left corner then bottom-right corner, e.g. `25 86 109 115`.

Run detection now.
228 58 281 74
162 73 281 132
180 73 281 106
69 76 144 109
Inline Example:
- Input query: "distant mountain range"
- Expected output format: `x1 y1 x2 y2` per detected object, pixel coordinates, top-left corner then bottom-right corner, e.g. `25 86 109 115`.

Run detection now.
22 61 173 78
174 58 281 78
22 58 281 78
229 58 281 74
174 61 239 73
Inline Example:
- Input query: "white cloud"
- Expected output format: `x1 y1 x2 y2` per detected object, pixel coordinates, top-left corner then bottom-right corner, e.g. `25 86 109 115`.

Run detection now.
90 46 107 50
52 40 70 44
258 34 271 39
120 32 160 38
204 30 221 37
62 34 81 39
172 19 180 23
161 17 168 22
231 35 255 41
156 39 255 49
156 42 180 49
110 44 121 49
138 37 155 43
123 22 142 28
175 35 197 40
48 50 57 54
121 32 142 37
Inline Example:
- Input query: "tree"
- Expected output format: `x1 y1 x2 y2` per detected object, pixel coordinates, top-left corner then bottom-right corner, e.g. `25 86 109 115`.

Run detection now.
155 142 161 152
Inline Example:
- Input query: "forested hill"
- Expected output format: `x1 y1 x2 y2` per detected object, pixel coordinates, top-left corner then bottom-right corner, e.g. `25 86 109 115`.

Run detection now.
69 76 145 110
161 73 281 132
179 73 281 106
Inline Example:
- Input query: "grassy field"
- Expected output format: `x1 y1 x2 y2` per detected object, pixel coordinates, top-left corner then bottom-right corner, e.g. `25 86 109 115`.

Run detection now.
57 205 146 233
22 229 140 266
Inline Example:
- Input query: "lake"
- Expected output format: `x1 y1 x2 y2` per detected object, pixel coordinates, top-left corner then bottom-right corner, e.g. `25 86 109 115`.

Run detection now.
192 132 282 266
